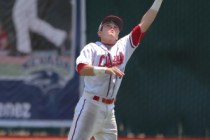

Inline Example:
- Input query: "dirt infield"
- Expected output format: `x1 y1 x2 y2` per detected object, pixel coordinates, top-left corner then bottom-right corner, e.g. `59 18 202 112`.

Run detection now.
0 137 209 140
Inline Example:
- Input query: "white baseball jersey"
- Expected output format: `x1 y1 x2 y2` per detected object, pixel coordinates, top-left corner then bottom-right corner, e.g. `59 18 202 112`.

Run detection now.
68 25 144 140
76 26 143 99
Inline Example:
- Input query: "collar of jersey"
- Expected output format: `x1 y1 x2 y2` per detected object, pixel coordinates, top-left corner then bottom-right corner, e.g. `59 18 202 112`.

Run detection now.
95 41 112 53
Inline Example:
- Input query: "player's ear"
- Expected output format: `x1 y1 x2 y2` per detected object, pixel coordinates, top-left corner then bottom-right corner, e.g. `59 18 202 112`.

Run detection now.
97 30 102 37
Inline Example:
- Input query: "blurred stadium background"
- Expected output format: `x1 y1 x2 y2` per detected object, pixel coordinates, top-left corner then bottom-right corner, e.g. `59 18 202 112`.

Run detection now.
0 0 210 139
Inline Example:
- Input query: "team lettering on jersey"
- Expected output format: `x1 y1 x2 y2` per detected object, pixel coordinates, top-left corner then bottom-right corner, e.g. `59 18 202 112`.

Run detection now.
98 52 124 67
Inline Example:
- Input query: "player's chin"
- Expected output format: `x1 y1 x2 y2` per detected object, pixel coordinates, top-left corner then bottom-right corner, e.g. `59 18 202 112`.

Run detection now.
108 34 117 39
107 37 117 42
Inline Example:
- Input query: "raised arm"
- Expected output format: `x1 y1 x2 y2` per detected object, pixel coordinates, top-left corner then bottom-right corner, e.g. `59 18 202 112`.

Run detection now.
139 0 163 32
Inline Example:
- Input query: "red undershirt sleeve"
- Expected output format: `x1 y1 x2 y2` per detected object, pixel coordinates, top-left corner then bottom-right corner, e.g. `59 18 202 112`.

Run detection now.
77 63 87 74
130 25 145 48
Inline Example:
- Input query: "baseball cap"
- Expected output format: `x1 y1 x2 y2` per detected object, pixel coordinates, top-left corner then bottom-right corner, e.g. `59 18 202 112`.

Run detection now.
98 15 123 31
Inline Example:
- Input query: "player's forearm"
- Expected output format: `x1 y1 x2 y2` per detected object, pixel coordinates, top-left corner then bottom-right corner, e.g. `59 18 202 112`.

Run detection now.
139 0 163 32
79 65 124 78
79 65 95 76
79 65 107 76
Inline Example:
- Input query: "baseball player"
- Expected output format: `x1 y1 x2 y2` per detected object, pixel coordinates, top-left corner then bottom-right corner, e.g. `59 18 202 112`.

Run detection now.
68 0 163 139
12 0 67 55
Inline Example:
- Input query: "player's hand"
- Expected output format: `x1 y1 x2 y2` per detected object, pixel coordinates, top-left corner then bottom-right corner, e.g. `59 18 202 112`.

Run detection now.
105 67 125 78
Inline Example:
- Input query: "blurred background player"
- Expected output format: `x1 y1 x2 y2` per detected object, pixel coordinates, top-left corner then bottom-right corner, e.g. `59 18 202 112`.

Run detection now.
67 0 163 139
12 0 67 56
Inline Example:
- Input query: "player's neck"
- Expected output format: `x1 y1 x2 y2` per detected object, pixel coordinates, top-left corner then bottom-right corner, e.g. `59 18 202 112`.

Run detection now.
101 42 115 47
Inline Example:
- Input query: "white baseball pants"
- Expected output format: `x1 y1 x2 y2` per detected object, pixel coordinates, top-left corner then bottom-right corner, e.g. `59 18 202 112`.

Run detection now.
68 92 117 140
